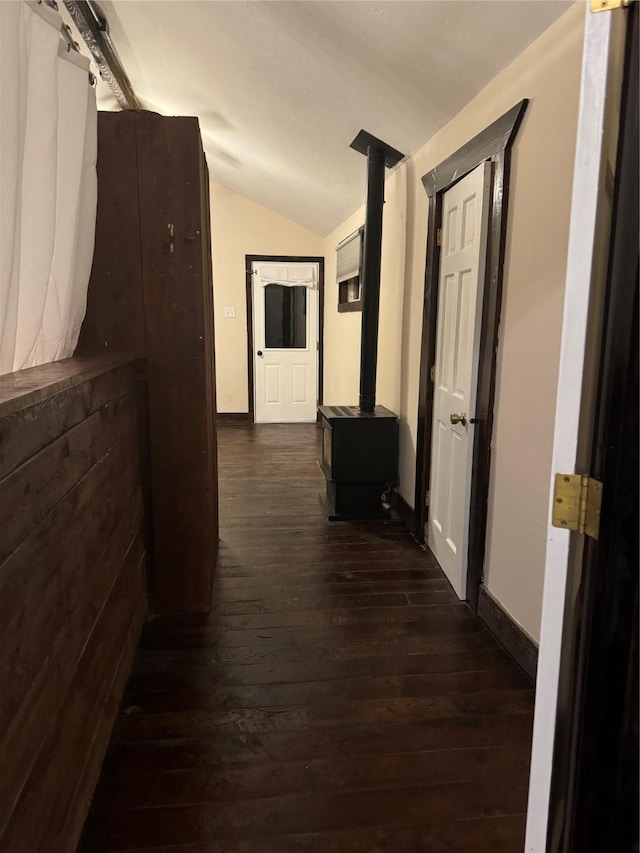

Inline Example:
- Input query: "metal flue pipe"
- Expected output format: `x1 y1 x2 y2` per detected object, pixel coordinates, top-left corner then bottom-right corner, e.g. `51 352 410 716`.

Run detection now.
358 145 386 413
349 130 404 414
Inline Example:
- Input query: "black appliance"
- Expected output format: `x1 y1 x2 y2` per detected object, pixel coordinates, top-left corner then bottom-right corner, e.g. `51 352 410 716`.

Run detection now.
319 404 398 519
319 131 404 520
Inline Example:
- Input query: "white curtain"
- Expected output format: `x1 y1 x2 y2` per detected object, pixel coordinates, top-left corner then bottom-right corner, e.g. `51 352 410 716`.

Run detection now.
257 263 318 289
0 0 97 375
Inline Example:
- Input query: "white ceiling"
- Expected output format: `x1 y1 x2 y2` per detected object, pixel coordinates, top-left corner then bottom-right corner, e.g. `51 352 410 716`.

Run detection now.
92 1 572 236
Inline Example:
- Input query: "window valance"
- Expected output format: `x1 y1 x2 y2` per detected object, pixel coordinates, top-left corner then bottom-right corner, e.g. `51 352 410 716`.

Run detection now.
256 263 317 289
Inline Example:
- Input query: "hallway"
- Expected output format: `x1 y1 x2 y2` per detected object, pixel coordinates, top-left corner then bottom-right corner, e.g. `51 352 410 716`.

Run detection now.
81 424 534 852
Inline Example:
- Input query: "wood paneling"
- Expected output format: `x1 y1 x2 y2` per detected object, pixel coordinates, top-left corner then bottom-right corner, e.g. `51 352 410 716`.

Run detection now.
136 113 218 613
81 424 534 852
0 358 147 853
0 357 134 476
75 114 145 359
77 110 218 614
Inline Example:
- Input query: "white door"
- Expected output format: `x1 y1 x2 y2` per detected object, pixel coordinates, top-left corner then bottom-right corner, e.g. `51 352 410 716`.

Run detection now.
428 161 491 599
252 261 319 423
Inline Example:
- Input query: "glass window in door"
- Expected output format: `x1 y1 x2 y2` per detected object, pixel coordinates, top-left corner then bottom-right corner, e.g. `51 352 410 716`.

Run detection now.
264 284 307 348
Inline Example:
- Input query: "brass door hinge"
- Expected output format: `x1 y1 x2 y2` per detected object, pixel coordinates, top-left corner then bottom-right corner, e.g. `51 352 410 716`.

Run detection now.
430 364 436 382
552 474 603 539
436 228 443 247
591 0 633 11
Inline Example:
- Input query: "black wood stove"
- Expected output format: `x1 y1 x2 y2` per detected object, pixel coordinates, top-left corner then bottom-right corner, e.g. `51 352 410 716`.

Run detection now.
319 404 398 519
319 130 404 520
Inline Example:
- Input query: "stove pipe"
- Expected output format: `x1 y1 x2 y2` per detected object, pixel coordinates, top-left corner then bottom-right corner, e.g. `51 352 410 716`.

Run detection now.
350 131 404 414
358 147 385 413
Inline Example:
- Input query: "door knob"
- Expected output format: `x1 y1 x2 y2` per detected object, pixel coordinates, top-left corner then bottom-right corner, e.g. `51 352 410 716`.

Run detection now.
450 412 467 426
257 350 263 357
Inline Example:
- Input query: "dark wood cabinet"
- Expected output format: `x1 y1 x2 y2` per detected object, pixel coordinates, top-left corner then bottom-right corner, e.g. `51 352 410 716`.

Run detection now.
77 110 218 614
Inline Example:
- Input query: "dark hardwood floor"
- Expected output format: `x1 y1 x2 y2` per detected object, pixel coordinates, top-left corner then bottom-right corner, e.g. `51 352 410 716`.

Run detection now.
80 424 534 852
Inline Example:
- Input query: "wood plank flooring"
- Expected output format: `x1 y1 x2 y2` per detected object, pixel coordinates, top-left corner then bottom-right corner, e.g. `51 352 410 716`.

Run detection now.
80 424 534 852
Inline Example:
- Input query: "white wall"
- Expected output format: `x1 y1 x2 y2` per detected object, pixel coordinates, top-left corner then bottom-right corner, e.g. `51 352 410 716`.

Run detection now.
209 182 323 413
481 2 584 642
323 165 407 414
323 2 585 642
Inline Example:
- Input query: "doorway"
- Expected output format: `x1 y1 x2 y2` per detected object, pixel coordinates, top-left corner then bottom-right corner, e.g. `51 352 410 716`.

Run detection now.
543 4 638 848
245 255 324 423
414 100 528 610
428 162 492 599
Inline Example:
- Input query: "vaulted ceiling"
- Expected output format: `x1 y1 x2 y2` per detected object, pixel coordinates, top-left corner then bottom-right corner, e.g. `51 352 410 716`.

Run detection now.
91 1 572 236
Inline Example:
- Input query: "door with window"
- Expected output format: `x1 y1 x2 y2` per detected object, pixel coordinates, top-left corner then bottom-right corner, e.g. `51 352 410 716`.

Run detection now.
428 161 491 598
252 261 319 423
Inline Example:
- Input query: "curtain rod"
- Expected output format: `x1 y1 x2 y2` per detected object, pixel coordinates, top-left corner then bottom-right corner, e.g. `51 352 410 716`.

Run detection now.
42 0 96 86
62 0 140 109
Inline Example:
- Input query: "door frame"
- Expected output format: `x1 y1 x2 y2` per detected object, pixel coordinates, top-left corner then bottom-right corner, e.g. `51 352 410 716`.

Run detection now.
524 7 630 846
245 255 325 423
546 5 638 849
414 99 528 611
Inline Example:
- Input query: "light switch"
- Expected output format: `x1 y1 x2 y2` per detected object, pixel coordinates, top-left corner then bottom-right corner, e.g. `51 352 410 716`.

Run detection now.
224 307 236 318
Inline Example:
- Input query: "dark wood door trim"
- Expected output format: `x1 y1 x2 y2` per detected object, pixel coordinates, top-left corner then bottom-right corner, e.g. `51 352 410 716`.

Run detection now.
414 99 528 611
245 255 325 423
548 7 638 849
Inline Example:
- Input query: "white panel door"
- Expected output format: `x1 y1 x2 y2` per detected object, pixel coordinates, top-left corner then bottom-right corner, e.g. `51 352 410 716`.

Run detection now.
252 262 319 423
428 162 491 598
